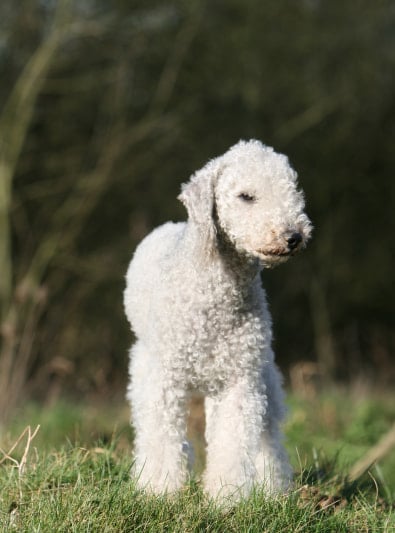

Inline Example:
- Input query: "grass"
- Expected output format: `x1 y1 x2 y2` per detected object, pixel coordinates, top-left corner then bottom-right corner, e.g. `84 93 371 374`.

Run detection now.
1 390 394 532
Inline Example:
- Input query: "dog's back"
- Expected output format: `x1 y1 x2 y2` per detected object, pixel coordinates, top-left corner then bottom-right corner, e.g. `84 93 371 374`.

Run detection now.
124 221 186 338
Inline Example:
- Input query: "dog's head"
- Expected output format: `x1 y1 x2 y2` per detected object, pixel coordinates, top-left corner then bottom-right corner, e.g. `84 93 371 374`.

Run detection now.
179 139 312 267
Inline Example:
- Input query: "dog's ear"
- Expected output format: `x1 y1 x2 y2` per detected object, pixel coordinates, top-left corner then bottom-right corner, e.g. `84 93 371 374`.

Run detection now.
178 157 223 252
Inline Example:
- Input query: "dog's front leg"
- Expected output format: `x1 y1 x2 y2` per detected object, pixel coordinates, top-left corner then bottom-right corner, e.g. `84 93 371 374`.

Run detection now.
128 341 189 494
203 376 266 502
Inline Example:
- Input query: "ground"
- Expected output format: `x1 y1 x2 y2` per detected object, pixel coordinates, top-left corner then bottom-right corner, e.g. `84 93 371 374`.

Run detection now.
1 388 394 531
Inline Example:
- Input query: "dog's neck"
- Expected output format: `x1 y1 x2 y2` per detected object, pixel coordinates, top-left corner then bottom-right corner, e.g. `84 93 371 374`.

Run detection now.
211 199 261 283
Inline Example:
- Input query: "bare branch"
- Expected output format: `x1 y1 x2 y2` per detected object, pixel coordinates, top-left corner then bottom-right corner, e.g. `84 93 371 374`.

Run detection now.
275 96 339 144
149 4 204 115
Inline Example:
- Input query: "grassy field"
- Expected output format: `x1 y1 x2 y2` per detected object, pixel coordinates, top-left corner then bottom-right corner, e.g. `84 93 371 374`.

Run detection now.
1 389 394 532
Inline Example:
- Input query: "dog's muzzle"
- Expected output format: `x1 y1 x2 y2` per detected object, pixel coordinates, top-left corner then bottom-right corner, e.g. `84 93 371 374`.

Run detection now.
256 231 304 258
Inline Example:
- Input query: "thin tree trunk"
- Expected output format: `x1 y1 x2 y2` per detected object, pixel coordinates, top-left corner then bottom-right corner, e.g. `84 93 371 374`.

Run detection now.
309 277 337 382
0 0 71 320
0 1 72 426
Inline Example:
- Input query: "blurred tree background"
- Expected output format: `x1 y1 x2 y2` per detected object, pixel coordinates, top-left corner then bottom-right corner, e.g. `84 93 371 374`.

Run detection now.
1 0 394 422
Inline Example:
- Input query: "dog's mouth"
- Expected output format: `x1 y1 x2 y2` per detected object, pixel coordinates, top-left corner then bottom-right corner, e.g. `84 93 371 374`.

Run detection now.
261 250 291 257
256 239 304 259
255 249 293 258
253 244 303 265
252 250 292 268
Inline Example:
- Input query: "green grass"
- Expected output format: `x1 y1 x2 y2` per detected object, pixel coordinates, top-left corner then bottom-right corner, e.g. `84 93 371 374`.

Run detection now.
285 391 395 494
1 391 394 532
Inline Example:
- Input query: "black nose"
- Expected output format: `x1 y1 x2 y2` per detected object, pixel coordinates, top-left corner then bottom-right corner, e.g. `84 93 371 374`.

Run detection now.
287 232 302 250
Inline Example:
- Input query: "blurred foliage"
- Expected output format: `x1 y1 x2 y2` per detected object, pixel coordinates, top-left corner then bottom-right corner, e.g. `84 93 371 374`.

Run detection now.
0 0 394 414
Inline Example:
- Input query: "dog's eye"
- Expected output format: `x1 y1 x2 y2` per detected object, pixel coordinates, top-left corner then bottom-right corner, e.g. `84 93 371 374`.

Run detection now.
238 193 256 202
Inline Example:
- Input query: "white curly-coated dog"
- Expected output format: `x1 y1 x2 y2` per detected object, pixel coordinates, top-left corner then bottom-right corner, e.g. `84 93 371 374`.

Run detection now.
124 139 312 502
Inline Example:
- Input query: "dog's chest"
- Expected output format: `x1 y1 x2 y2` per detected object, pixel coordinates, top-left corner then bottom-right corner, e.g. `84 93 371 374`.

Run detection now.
165 273 272 390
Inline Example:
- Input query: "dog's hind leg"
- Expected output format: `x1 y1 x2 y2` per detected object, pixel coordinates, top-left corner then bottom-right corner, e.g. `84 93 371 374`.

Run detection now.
253 363 293 493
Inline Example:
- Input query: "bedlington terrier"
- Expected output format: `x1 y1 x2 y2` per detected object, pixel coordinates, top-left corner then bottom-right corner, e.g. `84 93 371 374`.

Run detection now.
124 139 312 502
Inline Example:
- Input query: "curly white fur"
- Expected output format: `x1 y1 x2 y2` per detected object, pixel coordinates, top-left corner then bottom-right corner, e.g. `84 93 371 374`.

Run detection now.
124 139 312 502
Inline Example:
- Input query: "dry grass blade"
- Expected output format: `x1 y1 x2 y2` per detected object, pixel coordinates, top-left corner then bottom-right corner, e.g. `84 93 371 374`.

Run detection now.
0 424 40 476
348 423 395 482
